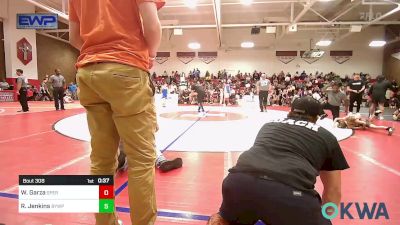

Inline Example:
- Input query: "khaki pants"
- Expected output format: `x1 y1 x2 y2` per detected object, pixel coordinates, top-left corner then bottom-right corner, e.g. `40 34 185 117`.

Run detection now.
76 63 157 225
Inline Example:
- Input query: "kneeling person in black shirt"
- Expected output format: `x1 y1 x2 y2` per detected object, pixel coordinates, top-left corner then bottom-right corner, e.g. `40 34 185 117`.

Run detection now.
208 96 349 225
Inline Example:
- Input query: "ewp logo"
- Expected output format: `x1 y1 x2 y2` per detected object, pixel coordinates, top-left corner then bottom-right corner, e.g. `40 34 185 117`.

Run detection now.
17 14 58 29
322 202 389 220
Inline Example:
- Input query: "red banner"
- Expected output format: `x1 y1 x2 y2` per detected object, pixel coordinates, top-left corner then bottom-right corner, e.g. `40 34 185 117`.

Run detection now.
17 38 32 65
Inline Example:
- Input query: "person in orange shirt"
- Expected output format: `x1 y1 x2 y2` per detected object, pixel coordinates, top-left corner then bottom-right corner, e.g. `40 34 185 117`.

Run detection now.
69 0 164 224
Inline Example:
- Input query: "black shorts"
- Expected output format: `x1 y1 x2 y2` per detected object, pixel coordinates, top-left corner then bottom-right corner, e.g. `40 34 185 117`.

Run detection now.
219 172 332 225
371 95 386 105
197 94 205 103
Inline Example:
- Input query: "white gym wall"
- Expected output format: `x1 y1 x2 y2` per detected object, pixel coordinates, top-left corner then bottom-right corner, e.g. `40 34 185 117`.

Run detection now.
154 26 384 77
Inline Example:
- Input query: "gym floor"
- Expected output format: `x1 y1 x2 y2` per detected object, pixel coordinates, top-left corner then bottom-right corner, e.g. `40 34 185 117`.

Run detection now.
0 101 399 225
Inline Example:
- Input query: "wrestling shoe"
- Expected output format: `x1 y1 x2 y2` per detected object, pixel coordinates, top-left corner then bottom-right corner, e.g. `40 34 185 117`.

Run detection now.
159 158 183 172
387 127 394 136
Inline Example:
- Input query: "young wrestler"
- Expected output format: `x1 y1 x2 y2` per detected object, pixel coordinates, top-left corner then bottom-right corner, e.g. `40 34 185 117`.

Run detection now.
334 113 394 135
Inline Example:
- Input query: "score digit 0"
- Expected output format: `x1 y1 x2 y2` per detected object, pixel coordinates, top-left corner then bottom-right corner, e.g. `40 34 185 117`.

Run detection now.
99 185 114 199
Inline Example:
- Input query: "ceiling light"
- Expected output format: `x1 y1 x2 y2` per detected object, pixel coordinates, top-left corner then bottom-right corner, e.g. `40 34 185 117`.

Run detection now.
316 40 332 46
173 28 183 35
188 42 201 49
350 25 362 32
266 26 276 34
241 0 253 5
369 40 386 47
184 0 197 8
241 42 254 48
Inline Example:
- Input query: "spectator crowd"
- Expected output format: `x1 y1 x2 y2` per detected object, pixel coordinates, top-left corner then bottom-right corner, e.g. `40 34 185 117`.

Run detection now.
151 69 400 111
1 68 399 119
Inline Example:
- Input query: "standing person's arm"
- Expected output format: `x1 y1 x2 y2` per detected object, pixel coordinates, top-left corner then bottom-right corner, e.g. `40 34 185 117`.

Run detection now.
320 171 342 206
388 81 395 92
319 136 349 207
342 93 349 113
16 78 21 95
359 82 366 94
267 80 272 93
63 77 67 90
138 2 162 68
69 21 83 50
368 84 374 96
256 82 260 95
68 1 83 50
346 83 355 93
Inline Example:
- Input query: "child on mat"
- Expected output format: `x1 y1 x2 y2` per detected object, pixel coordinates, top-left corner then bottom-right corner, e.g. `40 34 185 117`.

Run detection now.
63 91 74 104
334 113 394 136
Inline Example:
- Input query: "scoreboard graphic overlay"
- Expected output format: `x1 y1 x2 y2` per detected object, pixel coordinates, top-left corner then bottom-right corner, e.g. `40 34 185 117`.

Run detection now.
19 175 114 213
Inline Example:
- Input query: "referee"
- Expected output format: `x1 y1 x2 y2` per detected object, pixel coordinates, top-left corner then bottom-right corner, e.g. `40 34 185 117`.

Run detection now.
321 81 348 119
49 69 66 110
256 74 270 112
16 69 29 112
208 96 349 225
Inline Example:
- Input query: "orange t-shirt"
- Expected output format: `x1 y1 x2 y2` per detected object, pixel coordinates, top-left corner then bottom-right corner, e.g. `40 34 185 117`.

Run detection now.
68 0 165 72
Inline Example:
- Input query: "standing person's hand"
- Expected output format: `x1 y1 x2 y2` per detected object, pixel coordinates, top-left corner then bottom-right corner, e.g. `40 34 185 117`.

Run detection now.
149 57 155 69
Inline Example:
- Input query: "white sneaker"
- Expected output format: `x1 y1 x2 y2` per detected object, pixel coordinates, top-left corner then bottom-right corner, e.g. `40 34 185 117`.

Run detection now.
374 110 382 117
379 116 385 120
118 220 123 225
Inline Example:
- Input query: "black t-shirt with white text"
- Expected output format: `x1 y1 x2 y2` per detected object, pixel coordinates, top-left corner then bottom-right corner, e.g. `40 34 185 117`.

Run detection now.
230 118 349 194
348 79 365 93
